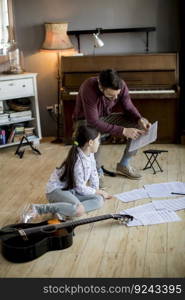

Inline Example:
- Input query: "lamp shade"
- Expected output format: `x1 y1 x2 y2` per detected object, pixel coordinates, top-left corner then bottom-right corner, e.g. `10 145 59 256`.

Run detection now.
41 23 74 50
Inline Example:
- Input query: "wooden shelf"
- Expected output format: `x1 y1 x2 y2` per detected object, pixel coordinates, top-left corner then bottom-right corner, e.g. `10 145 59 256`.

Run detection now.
0 136 39 149
68 26 156 52
0 73 42 149
0 117 34 126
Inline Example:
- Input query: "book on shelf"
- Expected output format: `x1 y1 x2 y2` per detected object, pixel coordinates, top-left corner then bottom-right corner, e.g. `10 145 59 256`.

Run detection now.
9 110 32 122
0 129 6 145
24 127 35 136
0 110 33 124
11 117 33 122
0 114 9 124
13 134 25 143
4 110 32 122
8 110 32 117
14 123 25 135
0 101 4 114
5 125 36 144
7 129 15 144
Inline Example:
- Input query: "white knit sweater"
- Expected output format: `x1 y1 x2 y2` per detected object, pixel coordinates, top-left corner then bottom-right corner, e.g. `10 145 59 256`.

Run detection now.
46 148 99 195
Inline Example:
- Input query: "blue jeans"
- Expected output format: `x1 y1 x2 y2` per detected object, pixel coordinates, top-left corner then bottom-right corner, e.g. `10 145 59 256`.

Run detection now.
95 113 138 170
35 189 104 217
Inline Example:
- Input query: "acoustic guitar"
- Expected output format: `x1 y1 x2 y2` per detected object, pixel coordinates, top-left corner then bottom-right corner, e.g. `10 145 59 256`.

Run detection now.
0 213 133 263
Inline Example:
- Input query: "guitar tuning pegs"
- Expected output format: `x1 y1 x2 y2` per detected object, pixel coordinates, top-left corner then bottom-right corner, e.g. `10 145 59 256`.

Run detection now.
119 215 133 225
118 217 127 225
118 218 123 225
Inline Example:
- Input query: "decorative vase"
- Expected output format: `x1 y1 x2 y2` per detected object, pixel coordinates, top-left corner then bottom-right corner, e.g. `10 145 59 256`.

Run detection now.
6 40 24 74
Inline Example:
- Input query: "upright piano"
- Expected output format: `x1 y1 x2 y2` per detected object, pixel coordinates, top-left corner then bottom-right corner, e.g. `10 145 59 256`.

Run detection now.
61 53 180 144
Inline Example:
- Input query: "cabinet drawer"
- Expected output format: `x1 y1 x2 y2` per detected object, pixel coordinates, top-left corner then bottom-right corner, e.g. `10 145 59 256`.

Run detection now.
0 78 34 100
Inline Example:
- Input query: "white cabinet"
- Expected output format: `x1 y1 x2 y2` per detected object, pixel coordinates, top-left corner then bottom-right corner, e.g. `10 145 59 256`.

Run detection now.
0 78 34 99
0 73 42 148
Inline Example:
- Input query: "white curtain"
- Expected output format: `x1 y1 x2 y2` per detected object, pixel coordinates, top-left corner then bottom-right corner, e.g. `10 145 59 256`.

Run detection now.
0 0 9 53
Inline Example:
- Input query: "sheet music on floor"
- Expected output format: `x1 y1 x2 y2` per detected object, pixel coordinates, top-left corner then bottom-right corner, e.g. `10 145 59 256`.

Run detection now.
133 210 181 226
120 202 181 226
115 188 148 202
129 121 158 152
152 197 185 211
144 181 185 198
115 181 185 203
122 202 156 217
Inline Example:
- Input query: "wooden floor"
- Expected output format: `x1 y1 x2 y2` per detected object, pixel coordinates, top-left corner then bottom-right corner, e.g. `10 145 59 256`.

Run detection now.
0 141 185 278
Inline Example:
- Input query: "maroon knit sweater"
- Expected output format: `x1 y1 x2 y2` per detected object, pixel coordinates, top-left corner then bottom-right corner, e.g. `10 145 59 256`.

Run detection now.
73 77 141 137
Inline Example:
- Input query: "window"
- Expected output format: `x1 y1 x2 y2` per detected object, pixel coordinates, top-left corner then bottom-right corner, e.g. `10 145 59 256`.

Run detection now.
0 0 9 54
0 0 14 64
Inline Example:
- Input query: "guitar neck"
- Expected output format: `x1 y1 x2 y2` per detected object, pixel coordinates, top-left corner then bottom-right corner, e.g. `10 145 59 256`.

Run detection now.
0 213 132 241
67 214 114 228
24 214 115 236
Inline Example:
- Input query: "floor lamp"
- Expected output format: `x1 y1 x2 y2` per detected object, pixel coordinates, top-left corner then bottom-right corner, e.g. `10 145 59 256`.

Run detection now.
41 23 76 143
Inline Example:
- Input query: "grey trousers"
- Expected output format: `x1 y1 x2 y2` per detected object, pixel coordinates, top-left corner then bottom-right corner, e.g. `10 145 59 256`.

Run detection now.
74 113 139 170
35 189 104 217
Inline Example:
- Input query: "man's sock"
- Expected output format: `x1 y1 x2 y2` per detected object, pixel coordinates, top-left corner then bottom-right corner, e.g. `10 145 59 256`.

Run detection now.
119 156 130 167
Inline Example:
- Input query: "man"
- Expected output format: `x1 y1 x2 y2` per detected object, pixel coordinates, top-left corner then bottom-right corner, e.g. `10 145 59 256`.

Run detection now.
73 69 151 180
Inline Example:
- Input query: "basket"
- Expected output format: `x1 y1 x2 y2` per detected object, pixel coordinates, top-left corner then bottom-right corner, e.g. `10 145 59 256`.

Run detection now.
8 99 31 112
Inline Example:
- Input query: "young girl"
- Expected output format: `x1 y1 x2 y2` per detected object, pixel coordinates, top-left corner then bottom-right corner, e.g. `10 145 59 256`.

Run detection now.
21 125 111 223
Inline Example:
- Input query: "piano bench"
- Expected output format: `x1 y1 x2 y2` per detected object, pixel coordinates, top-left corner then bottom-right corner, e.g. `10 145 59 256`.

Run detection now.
143 149 168 174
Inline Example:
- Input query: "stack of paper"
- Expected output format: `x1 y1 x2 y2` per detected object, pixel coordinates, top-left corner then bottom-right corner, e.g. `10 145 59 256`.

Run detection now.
115 181 185 227
120 202 181 227
152 197 185 211
144 181 185 198
115 182 185 202
115 188 148 202
129 121 158 152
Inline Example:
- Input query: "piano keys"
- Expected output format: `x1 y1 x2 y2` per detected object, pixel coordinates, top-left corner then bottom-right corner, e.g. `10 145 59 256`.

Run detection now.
68 89 176 96
61 53 180 144
129 89 175 94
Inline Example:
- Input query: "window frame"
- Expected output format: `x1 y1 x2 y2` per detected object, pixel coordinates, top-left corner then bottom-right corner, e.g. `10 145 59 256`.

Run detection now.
0 0 14 64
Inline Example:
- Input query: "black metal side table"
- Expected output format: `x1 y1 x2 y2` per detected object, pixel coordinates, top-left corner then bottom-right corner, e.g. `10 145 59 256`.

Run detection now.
143 149 168 174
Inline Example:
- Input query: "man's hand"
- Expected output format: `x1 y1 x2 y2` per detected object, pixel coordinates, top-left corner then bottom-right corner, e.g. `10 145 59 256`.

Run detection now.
122 128 145 140
138 118 151 132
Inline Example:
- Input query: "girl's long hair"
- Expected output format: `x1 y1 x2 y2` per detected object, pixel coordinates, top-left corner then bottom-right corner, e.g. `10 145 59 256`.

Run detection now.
58 125 99 190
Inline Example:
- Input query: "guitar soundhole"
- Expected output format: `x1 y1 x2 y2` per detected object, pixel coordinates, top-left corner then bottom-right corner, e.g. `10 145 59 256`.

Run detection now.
41 225 56 233
42 226 70 237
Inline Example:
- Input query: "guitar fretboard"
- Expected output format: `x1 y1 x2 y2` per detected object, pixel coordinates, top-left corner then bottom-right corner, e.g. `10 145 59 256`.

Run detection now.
24 214 115 236
65 214 113 228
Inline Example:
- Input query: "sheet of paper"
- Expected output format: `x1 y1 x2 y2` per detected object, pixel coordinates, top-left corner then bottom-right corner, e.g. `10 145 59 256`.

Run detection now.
127 218 143 227
136 209 181 225
120 202 181 226
144 181 185 198
129 121 158 152
115 188 149 202
152 197 185 211
120 202 156 217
